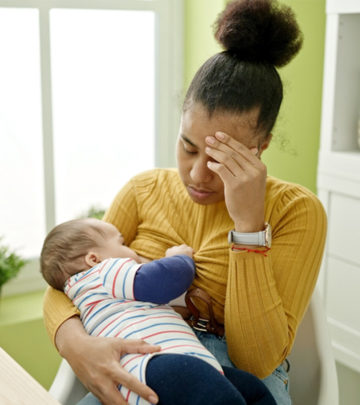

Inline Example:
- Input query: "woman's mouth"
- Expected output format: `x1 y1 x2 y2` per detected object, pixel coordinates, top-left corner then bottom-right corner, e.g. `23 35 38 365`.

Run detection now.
187 186 215 201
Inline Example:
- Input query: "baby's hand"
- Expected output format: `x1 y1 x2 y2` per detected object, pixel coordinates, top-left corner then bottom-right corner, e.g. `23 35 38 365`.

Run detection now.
166 244 194 258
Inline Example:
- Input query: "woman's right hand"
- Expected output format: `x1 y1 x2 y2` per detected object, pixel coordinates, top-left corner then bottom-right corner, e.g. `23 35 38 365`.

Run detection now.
55 317 160 405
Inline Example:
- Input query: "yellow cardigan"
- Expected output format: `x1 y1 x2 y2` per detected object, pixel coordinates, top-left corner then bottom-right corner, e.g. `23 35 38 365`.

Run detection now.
43 169 326 378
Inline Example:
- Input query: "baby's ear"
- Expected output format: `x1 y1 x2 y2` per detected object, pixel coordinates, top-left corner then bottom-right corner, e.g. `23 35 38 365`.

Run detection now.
84 251 101 268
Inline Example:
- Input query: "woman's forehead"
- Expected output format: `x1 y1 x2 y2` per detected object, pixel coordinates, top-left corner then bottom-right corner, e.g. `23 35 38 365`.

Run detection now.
180 103 261 144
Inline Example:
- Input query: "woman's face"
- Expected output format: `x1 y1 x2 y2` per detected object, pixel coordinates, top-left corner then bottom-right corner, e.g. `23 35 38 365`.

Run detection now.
176 102 267 205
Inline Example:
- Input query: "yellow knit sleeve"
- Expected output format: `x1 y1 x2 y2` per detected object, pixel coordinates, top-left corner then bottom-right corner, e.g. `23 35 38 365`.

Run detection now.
225 187 327 378
42 287 80 345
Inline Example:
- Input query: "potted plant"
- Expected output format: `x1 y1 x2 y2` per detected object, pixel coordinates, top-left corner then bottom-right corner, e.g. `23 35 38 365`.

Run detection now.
0 240 27 296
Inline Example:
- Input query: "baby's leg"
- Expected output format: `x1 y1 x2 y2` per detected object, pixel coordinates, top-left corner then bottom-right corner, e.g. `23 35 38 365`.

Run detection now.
146 354 246 405
223 366 276 405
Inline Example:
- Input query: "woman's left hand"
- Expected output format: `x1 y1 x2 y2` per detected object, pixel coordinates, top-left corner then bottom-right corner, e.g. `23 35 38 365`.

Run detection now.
205 131 267 232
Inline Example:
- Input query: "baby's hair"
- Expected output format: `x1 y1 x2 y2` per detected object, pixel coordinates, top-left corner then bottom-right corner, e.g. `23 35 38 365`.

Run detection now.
40 218 106 290
184 0 303 137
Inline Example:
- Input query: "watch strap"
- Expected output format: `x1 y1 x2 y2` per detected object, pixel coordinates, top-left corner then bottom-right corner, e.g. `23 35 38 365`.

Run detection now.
228 229 266 246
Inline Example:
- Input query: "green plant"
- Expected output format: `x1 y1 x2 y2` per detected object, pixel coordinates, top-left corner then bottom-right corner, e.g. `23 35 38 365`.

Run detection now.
81 205 106 220
0 241 27 290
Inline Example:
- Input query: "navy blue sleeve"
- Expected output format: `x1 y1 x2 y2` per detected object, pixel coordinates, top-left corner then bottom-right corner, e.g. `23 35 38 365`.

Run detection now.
133 255 195 304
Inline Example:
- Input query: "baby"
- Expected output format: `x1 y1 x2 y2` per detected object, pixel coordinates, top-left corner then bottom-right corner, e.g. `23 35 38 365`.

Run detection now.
41 218 276 405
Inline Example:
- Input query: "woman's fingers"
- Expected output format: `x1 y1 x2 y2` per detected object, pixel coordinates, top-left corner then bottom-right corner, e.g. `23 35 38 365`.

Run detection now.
69 336 161 405
118 339 161 355
113 339 160 403
214 131 260 162
205 131 267 231
205 131 266 177
205 144 263 183
206 133 259 163
113 366 159 405
86 359 159 405
87 380 129 405
205 145 254 177
87 346 160 405
207 160 234 184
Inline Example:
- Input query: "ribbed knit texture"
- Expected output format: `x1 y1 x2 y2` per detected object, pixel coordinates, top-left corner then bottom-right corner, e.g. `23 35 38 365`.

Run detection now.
43 169 326 378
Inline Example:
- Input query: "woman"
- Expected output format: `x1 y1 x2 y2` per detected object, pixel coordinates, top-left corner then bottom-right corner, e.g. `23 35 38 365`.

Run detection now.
43 1 326 404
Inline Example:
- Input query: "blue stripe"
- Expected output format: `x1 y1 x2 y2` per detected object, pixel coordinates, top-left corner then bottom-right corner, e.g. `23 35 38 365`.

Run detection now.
123 321 190 339
94 305 178 336
84 302 113 329
72 270 99 297
129 364 138 374
102 259 120 285
77 292 108 308
153 337 197 345
89 305 156 335
138 355 147 383
102 313 148 336
72 281 90 299
122 263 134 298
79 267 96 278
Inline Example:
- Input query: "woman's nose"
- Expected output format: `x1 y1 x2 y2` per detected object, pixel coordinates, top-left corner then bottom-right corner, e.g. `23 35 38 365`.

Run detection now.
190 157 212 184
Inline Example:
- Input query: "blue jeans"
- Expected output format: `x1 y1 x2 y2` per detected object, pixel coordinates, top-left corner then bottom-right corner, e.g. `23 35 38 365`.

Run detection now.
195 331 291 405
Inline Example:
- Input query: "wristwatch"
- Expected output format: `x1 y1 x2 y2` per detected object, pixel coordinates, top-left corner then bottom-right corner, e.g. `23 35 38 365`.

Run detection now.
228 223 272 247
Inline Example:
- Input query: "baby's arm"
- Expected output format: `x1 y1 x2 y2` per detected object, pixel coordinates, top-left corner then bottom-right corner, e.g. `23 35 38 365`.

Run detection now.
134 245 195 305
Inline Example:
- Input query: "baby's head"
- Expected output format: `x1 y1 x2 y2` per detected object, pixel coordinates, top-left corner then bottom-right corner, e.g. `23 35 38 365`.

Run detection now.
40 218 140 290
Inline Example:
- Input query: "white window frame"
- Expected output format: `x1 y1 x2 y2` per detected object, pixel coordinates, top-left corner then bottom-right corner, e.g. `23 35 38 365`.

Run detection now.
1 0 183 296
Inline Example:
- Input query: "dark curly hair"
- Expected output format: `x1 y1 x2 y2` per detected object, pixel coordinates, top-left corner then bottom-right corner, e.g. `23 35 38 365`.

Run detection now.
183 0 303 138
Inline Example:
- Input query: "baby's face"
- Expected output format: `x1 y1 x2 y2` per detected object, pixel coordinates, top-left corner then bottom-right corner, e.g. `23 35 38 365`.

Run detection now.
94 220 141 263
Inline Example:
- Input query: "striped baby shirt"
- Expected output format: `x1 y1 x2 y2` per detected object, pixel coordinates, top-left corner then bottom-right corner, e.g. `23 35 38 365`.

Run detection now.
64 256 223 405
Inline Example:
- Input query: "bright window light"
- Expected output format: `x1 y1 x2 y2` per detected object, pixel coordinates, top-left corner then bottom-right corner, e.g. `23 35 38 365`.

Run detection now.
0 0 181 295
50 9 155 223
0 8 45 258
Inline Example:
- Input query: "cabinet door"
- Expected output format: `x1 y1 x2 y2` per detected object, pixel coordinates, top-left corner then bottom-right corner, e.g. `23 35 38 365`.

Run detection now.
328 193 360 265
325 192 360 372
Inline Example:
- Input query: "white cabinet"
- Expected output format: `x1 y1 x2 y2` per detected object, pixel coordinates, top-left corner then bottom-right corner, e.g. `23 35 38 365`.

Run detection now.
317 0 360 373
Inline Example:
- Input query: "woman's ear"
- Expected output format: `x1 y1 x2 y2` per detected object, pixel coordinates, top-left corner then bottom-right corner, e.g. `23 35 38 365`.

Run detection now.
258 133 273 156
84 251 101 268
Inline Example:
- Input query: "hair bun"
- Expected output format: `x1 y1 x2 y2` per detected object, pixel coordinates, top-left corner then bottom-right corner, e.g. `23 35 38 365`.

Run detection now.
214 0 303 67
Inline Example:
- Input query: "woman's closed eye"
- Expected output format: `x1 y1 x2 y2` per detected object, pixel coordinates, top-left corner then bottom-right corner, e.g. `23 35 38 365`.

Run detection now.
182 142 197 155
180 135 198 155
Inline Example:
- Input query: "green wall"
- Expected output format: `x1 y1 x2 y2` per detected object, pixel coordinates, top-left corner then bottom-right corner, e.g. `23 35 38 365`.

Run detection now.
184 0 225 85
184 0 326 193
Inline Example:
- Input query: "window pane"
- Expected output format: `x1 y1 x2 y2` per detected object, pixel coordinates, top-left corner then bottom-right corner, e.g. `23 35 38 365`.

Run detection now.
50 9 155 223
0 8 44 258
